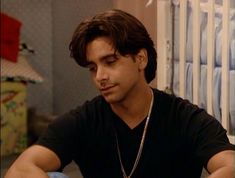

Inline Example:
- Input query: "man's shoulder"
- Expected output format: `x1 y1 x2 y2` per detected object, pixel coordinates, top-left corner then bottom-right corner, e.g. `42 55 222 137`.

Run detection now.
73 95 110 117
152 88 204 118
152 88 178 107
58 95 107 120
153 88 185 100
82 95 108 109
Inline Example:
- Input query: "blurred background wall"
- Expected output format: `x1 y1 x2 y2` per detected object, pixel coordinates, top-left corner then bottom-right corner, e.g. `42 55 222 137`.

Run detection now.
1 0 157 115
1 0 113 115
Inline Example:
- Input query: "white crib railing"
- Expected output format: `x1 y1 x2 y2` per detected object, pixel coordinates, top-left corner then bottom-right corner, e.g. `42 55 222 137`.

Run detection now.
156 0 234 144
207 0 215 116
221 0 230 137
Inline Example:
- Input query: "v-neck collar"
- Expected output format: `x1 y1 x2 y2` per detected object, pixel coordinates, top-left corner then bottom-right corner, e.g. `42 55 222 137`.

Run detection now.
112 113 147 134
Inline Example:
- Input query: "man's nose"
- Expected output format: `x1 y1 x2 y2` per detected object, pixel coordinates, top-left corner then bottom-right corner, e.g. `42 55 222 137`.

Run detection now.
95 66 109 81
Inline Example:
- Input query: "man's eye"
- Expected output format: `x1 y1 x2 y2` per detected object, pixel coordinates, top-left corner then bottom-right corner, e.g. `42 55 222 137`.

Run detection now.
107 60 115 64
87 65 96 72
89 67 96 72
106 57 117 64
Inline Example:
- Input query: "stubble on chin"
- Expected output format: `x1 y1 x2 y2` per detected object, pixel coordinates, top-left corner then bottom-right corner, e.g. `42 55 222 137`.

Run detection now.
102 92 121 104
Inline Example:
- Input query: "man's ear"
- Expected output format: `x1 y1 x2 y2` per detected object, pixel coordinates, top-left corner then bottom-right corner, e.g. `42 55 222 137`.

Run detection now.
136 48 148 70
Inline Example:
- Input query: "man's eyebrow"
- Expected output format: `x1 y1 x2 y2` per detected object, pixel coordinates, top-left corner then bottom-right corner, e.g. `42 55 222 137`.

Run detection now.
86 53 118 64
101 53 119 60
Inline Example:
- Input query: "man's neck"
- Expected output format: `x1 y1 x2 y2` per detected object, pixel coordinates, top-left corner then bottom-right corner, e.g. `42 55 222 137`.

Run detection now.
111 86 153 129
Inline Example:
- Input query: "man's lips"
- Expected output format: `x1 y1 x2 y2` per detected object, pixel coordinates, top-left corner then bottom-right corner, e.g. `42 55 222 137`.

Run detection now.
100 85 116 92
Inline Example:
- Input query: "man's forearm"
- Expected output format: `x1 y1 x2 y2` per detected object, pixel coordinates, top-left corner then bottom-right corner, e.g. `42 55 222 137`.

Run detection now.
207 166 235 178
4 163 49 178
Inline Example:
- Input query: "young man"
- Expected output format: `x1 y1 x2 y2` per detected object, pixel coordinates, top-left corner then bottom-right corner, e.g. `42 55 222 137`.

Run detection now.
5 9 235 178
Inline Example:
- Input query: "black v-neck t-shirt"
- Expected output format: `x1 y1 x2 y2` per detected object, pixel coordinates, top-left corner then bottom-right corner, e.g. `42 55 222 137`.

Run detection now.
113 115 147 176
37 89 235 178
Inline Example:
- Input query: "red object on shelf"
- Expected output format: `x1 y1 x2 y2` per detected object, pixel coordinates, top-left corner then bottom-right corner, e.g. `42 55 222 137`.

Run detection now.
0 13 22 62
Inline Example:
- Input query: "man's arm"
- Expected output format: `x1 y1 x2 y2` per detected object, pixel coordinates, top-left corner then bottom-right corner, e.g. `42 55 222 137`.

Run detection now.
207 150 235 178
4 145 61 178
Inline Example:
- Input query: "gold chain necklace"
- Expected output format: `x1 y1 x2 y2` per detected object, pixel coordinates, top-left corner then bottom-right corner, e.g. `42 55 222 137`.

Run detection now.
115 90 154 178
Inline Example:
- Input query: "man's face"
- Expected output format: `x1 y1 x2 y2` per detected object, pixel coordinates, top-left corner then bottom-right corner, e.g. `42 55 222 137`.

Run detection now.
86 37 145 104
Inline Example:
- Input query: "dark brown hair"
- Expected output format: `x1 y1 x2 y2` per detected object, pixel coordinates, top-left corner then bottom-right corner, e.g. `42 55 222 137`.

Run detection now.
69 9 157 83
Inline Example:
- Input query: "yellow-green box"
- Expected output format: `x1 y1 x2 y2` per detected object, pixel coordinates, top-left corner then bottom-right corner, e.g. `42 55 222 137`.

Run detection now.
1 81 27 156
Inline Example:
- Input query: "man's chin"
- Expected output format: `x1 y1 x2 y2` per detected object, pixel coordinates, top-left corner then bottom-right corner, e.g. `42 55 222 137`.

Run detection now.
102 94 120 104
